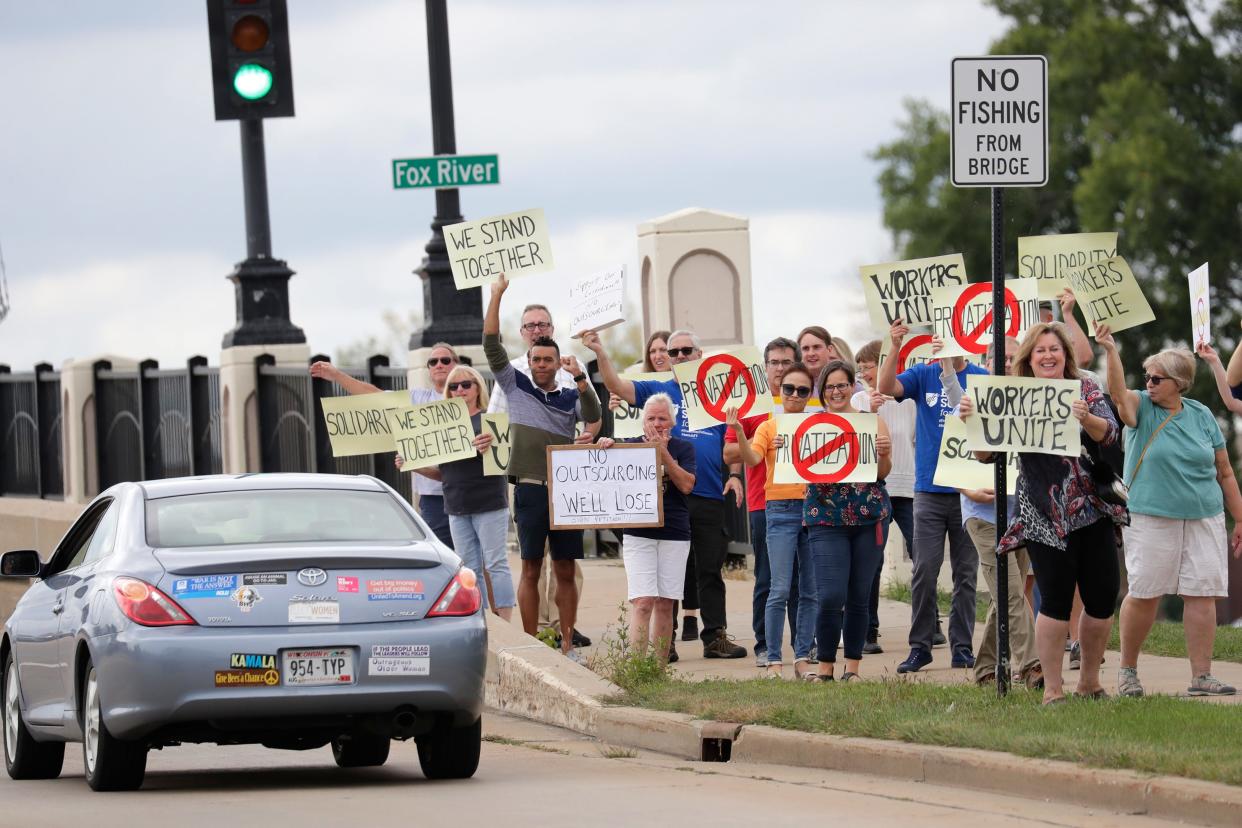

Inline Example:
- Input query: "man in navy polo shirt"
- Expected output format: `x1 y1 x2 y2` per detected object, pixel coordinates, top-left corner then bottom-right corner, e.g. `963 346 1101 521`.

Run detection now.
583 328 747 659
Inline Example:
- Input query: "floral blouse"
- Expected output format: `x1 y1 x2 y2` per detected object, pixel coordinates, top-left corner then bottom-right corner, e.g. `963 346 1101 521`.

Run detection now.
804 482 891 527
999 375 1129 552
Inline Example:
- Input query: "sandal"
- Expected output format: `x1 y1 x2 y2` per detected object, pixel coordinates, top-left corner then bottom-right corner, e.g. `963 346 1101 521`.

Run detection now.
794 659 816 681
840 671 861 683
1075 688 1109 700
1041 695 1067 707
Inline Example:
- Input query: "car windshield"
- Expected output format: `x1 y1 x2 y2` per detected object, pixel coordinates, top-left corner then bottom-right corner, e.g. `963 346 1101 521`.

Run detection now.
146 489 425 548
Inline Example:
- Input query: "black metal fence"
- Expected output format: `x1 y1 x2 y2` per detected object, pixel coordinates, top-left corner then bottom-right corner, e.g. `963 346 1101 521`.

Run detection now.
0 364 62 498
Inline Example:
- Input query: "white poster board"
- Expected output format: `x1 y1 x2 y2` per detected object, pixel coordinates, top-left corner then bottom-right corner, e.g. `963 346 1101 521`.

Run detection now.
547 444 663 529
569 266 626 338
1188 263 1210 350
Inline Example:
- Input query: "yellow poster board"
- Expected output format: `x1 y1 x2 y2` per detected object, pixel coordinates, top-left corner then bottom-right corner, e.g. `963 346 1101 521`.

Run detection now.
1064 256 1156 336
445 208 553 290
671 347 773 431
1017 232 1118 299
964 376 1081 457
929 278 1040 359
613 371 674 439
386 397 477 470
933 414 1017 493
320 390 410 457
860 253 968 330
480 413 511 476
772 412 879 485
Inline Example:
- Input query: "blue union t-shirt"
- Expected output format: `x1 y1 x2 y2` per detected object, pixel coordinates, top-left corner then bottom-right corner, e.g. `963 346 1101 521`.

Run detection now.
896 361 990 494
631 379 725 501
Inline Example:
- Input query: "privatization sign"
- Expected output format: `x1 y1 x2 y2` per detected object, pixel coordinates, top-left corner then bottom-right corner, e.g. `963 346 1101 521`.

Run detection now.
773 412 879 485
930 278 1040 358
392 154 499 189
672 346 773 431
951 55 1048 187
444 208 553 290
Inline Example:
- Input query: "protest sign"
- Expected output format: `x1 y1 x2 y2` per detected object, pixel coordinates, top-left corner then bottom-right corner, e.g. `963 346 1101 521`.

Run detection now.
860 253 968 330
612 372 674 439
568 266 625 338
672 346 773 431
933 414 1017 494
547 444 663 529
1017 232 1118 299
480 413 511 476
1188 263 1210 350
879 328 935 373
386 397 476 470
320 391 410 457
1063 256 1155 336
444 208 553 290
773 412 879 485
930 278 1039 359
963 376 1080 457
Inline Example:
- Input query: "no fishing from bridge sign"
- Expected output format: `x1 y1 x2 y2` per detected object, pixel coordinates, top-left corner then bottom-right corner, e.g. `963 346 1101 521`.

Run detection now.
930 278 1040 358
673 346 773 431
951 55 1048 188
773 412 879 485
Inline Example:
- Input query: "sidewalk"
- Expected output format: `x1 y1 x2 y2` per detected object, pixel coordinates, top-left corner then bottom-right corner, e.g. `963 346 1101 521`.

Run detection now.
515 554 1242 701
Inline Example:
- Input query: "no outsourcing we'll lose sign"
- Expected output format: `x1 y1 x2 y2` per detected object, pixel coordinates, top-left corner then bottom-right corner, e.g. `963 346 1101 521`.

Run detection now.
951 56 1048 188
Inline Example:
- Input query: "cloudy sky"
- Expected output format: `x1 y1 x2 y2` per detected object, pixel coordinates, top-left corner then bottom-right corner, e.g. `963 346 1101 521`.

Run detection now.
0 1 1007 370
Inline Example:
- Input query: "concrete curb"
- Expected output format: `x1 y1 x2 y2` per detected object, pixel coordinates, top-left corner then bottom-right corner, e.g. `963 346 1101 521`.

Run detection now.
483 615 1242 826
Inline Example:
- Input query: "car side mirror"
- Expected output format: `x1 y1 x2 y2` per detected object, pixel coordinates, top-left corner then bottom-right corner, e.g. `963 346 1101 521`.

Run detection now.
0 550 42 578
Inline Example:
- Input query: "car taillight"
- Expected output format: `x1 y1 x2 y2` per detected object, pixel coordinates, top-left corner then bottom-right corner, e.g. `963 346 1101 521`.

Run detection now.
426 567 481 617
113 577 196 627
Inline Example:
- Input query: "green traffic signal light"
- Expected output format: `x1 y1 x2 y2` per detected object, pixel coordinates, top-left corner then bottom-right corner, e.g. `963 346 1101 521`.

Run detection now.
232 64 273 100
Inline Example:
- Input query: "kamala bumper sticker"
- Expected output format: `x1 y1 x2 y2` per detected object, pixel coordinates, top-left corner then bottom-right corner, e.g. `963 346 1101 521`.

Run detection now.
215 669 280 687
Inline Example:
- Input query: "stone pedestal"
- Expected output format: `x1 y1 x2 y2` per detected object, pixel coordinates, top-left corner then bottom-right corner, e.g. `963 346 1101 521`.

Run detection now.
60 355 138 504
218 343 310 474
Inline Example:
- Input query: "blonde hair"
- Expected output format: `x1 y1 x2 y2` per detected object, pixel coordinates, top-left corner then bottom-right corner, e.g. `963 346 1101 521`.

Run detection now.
1013 322 1080 380
1143 348 1195 393
442 364 490 410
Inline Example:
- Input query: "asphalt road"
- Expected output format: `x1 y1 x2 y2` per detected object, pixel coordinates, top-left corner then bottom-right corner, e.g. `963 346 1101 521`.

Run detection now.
1 709 1185 828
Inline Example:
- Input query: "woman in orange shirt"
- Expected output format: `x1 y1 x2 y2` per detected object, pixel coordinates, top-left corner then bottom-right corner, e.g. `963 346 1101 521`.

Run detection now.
727 364 817 679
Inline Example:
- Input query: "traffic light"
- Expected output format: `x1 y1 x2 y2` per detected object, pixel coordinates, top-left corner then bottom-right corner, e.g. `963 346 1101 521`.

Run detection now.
206 0 295 120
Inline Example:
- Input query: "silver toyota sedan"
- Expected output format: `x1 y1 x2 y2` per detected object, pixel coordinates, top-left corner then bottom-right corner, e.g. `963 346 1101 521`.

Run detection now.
1 474 487 791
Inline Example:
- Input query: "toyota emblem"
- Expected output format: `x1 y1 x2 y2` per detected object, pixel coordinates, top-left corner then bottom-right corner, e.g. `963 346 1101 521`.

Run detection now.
297 567 328 587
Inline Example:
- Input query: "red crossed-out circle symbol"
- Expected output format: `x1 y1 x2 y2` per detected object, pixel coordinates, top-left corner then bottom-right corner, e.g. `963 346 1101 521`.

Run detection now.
896 334 936 373
951 282 1020 355
695 354 760 421
791 413 860 484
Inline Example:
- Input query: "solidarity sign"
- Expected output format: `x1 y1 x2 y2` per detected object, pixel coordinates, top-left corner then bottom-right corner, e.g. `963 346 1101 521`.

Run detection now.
320 390 411 457
930 278 1039 358
933 414 1017 493
1064 256 1155 336
673 346 773 431
1187 263 1210 350
773 412 879 485
860 253 967 331
1017 232 1118 299
963 376 1081 457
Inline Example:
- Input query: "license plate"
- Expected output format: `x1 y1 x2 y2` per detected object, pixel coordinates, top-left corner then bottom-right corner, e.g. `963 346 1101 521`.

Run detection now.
281 648 355 686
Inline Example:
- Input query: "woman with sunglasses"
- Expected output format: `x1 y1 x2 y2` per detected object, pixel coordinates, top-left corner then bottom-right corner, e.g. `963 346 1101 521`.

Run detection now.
803 360 892 681
405 365 516 619
1100 328 1242 698
726 364 818 679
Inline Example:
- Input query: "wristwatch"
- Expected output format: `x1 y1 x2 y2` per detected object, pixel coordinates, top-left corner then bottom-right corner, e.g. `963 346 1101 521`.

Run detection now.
573 373 587 383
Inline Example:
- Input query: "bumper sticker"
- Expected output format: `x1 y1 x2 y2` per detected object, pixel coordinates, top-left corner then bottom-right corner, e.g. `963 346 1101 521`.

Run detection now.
337 576 359 593
368 657 430 676
215 668 280 687
172 574 237 599
372 644 429 658
243 573 287 586
288 599 340 623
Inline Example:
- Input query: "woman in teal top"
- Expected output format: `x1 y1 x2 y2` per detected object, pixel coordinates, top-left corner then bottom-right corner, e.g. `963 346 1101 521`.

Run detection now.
1100 325 1242 698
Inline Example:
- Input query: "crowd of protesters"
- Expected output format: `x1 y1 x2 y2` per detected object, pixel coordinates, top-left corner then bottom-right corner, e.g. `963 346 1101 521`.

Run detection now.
312 277 1241 702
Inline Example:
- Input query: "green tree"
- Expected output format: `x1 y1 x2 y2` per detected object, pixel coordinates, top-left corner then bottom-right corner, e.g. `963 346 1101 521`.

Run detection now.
873 0 1242 411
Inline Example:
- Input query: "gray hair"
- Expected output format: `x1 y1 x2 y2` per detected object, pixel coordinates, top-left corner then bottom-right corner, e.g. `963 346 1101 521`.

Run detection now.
667 329 701 351
641 392 679 421
1143 348 1195 393
522 303 553 323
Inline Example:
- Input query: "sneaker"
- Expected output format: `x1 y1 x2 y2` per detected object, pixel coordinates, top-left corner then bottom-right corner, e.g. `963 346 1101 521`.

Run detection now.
932 627 947 647
681 616 699 642
703 631 746 659
951 646 976 669
862 628 883 655
571 628 592 648
1188 673 1237 696
896 647 932 674
755 653 769 668
667 640 679 665
1068 640 1081 671
807 645 818 663
565 648 586 666
1117 667 1144 698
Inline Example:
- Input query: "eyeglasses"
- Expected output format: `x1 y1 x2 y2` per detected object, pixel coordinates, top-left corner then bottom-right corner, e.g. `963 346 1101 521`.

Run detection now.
447 380 475 392
427 356 455 368
780 383 812 398
521 321 552 333
767 358 795 368
821 382 852 394
1144 374 1170 386
668 346 697 358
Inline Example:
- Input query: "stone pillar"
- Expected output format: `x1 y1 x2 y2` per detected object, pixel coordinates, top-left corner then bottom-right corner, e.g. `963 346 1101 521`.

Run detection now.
59 355 138 504
636 208 755 347
218 343 310 473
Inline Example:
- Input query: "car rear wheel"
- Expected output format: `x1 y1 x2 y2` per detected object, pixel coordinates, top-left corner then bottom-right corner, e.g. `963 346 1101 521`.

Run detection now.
82 664 147 791
3 652 65 780
331 732 391 768
416 716 481 780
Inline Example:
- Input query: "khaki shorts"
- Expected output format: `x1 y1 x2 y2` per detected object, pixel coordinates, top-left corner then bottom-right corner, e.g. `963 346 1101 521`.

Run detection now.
1122 512 1228 598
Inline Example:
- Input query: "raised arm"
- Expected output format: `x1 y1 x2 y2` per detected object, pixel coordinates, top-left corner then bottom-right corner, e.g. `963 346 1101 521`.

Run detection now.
580 329 637 405
1058 289 1095 368
1227 335 1242 388
1094 322 1139 428
1215 448 1242 557
1197 342 1242 415
724 407 763 468
877 318 908 398
309 361 381 395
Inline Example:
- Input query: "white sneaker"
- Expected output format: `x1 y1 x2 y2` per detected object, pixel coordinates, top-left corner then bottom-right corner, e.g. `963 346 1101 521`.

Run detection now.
566 649 587 666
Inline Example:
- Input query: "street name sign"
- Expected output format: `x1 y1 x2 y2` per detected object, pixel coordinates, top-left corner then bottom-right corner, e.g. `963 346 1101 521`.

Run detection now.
951 56 1047 188
392 154 500 189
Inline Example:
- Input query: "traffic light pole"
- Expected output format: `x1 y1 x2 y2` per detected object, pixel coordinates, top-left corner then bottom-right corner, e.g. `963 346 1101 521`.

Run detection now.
221 118 304 348
409 0 482 350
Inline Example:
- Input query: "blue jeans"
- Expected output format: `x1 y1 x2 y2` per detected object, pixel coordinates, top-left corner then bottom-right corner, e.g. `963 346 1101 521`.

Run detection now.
870 495 913 632
809 523 883 664
750 509 769 654
448 509 516 609
765 500 816 664
418 494 455 549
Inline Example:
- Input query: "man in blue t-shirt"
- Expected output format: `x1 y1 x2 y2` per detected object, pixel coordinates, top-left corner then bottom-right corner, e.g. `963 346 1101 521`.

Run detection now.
583 327 747 659
878 317 989 673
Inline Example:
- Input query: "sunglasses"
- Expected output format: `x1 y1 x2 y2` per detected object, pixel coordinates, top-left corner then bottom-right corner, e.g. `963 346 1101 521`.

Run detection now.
668 346 697 358
427 356 455 367
1144 374 1170 386
447 380 475 392
780 383 812 398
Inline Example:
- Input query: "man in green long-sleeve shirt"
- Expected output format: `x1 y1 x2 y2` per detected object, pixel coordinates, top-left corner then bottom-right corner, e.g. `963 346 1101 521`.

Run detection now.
485 275 601 660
